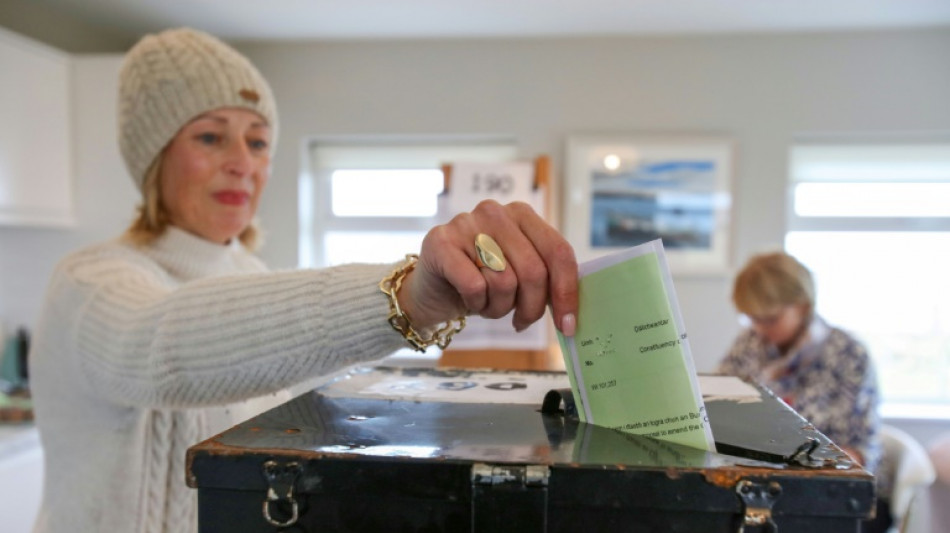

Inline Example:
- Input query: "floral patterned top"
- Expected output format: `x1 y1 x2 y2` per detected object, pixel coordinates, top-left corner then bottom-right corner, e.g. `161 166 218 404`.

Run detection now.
717 316 883 474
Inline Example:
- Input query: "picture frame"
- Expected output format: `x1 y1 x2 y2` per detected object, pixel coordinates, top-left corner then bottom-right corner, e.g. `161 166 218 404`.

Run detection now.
564 134 734 275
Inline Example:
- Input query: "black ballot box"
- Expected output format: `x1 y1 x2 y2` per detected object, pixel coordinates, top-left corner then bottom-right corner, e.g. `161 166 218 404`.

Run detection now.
186 366 876 533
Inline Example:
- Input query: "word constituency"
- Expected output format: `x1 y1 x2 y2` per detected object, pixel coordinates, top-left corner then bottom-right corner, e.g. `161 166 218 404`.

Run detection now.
640 333 688 354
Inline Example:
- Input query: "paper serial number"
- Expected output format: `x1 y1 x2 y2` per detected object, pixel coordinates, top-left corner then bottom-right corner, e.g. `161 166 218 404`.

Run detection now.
590 379 617 391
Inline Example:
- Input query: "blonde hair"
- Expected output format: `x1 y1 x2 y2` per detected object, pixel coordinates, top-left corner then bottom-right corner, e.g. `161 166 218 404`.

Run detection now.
732 251 815 319
123 157 262 250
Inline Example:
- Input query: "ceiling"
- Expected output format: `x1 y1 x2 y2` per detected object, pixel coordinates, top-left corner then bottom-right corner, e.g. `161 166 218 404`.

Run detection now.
36 0 950 41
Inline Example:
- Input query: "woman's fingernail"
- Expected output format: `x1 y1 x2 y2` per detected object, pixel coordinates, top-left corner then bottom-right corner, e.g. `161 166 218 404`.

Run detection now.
560 313 576 337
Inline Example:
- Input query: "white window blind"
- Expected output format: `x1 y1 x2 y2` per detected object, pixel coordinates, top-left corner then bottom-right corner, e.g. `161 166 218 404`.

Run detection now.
785 141 950 416
299 138 518 268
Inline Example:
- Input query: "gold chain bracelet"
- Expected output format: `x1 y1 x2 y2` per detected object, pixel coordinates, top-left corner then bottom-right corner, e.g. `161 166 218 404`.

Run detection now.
379 254 466 352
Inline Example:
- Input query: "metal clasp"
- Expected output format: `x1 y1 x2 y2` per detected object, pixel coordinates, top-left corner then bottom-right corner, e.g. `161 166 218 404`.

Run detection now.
471 463 550 487
471 463 549 532
735 479 782 533
262 460 302 527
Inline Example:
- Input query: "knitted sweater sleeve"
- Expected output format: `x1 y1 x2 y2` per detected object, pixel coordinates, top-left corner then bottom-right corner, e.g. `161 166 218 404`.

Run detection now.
52 246 406 409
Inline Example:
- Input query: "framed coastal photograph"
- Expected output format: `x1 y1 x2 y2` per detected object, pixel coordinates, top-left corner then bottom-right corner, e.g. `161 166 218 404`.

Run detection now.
564 135 734 275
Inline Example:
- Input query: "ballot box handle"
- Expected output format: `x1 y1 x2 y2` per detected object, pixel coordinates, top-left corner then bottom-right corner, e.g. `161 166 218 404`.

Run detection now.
261 460 302 527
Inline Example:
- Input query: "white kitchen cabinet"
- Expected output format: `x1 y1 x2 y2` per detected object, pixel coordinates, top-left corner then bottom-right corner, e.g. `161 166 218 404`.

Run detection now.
0 26 73 227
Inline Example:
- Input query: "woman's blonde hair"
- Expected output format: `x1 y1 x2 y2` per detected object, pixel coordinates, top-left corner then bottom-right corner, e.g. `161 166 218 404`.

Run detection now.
732 251 815 319
123 157 262 250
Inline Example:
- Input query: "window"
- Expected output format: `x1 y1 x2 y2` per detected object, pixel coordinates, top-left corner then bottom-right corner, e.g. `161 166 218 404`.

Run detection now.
299 138 522 358
785 141 950 417
299 138 518 268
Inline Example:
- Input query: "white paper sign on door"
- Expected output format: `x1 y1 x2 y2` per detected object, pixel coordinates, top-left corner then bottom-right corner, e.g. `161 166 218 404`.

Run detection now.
445 161 544 216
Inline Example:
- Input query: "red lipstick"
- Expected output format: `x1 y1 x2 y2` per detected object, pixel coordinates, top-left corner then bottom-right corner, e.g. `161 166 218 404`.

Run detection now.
213 190 250 206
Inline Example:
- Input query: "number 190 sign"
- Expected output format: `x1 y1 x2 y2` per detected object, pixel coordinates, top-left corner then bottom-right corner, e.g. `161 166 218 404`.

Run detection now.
471 172 515 195
446 161 542 215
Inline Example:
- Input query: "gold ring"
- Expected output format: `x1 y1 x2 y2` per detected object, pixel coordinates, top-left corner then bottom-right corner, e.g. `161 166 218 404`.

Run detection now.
474 234 507 272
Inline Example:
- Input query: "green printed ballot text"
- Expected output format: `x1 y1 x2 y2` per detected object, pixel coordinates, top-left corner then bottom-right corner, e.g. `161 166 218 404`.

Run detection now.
557 240 714 452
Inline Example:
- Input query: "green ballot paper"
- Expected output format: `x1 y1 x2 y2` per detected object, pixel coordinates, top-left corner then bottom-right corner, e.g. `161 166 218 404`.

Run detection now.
556 239 715 452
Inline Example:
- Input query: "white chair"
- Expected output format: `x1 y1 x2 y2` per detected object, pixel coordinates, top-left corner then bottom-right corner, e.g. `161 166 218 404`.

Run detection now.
928 432 950 533
878 424 936 533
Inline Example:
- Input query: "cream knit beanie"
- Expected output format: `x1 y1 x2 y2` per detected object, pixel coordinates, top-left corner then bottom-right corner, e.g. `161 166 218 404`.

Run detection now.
118 27 278 190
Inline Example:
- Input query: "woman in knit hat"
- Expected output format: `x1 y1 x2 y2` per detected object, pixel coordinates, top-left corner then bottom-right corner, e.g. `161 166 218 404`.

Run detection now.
29 28 578 532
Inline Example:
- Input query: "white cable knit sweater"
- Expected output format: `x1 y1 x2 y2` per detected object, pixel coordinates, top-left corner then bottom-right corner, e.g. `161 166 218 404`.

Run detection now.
29 227 405 532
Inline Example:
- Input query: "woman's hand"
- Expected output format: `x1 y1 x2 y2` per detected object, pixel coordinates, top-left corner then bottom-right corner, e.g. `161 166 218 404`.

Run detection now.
398 200 578 337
